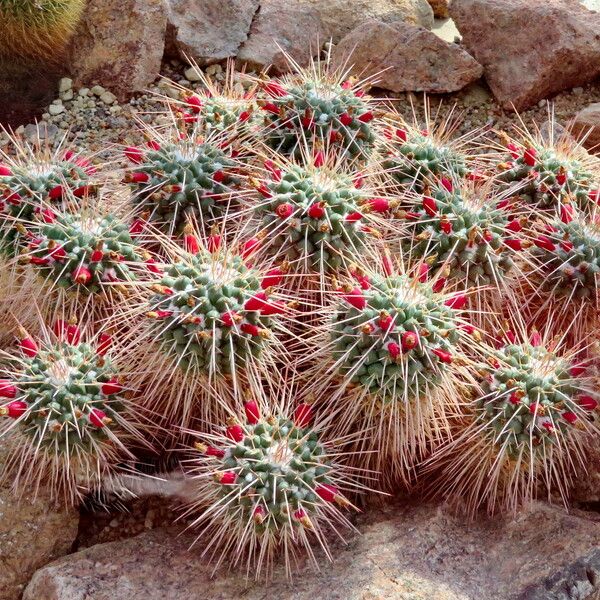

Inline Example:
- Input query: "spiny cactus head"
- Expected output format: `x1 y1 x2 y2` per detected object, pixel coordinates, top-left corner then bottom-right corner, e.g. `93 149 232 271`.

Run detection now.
0 318 140 503
495 130 597 211
528 211 600 304
21 207 143 297
251 150 392 275
183 400 359 577
401 181 523 291
475 329 597 459
381 123 469 193
0 139 96 254
124 123 242 236
144 230 291 376
255 64 377 160
0 0 86 63
328 259 476 401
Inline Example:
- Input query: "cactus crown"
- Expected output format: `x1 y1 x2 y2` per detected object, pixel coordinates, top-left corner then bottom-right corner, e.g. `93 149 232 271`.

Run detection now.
383 126 468 192
257 66 376 159
253 157 383 273
476 339 591 458
25 210 141 295
146 245 280 374
530 217 600 301
496 138 595 210
0 326 125 453
404 184 517 289
330 268 463 400
125 128 239 235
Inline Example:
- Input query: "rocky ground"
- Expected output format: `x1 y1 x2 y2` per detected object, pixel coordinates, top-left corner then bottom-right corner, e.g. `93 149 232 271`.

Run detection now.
4 0 600 598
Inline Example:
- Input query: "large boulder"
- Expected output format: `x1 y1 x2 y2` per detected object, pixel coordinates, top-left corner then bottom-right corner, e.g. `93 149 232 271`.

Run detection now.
69 0 167 101
22 501 600 599
0 447 79 600
570 103 600 151
333 20 483 93
427 0 449 18
236 0 325 74
450 0 600 111
302 0 434 42
165 0 259 65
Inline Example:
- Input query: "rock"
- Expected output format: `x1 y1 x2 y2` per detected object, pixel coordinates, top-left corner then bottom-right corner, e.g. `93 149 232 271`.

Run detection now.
166 0 259 65
302 0 434 42
69 0 167 101
23 501 600 599
58 78 73 94
183 66 203 82
236 0 326 74
570 103 600 150
0 449 79 600
450 0 600 111
427 0 449 18
48 104 65 116
333 20 483 93
100 91 118 105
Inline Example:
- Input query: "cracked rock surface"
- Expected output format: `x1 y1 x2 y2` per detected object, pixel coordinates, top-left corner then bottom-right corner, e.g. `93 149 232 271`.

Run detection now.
22 501 600 600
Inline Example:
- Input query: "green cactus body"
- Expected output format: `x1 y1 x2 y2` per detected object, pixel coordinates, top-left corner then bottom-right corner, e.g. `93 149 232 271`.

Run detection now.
476 343 584 459
406 188 514 288
1 340 124 453
383 128 467 192
256 164 370 272
147 250 275 373
260 79 376 159
27 212 140 294
206 416 341 531
331 273 460 400
0 0 85 62
497 146 593 209
127 139 238 235
0 153 94 254
181 94 256 135
530 219 600 301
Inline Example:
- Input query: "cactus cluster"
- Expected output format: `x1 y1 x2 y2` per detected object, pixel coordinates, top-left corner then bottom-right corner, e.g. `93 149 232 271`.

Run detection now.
5 55 600 580
125 128 240 236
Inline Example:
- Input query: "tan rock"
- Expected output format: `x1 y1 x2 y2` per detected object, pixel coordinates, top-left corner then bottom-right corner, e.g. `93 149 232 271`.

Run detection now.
23 501 600 599
570 103 600 151
69 0 167 101
427 0 449 17
165 0 259 65
302 0 434 42
0 448 79 600
333 20 482 93
450 0 600 111
236 0 325 74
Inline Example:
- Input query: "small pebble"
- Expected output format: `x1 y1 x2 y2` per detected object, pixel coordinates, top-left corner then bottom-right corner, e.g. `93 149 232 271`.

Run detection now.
100 91 117 105
58 77 73 93
184 66 203 82
91 85 106 96
48 104 65 116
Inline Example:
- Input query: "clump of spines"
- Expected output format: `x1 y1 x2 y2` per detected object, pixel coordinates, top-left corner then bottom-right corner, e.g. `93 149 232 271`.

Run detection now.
22 209 143 296
425 327 598 514
256 68 377 160
251 152 391 277
0 145 96 254
124 125 241 236
0 319 141 504
181 399 360 578
0 0 86 63
495 132 597 211
382 125 469 193
401 182 522 293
